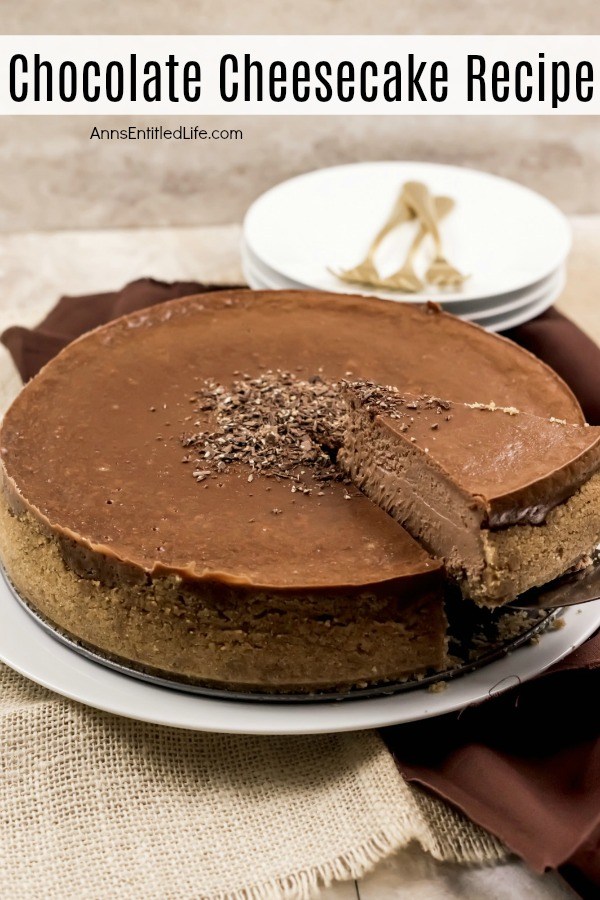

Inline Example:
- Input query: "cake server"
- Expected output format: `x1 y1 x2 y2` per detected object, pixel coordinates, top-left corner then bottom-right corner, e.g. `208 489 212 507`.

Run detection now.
509 547 600 610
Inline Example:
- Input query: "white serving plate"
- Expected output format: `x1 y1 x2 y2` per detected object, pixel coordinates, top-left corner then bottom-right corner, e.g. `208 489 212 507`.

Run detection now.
241 238 565 319
1 572 597 735
244 162 571 305
461 267 565 322
473 269 565 332
242 255 563 334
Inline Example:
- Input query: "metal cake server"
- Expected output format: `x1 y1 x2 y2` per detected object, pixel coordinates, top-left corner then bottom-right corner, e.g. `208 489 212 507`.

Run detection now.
509 547 600 610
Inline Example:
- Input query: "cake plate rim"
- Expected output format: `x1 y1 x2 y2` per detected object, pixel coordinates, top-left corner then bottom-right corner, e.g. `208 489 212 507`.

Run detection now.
0 571 598 735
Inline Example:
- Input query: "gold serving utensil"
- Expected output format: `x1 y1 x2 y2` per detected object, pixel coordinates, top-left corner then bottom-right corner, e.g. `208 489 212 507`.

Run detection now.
331 190 415 286
402 181 468 288
378 196 455 292
509 547 600 610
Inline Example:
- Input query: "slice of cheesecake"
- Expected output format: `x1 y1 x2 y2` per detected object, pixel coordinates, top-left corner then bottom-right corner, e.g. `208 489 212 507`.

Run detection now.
340 381 600 605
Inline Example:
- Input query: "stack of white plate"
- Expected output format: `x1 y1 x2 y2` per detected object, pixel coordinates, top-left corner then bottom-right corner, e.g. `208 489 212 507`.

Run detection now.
242 162 570 332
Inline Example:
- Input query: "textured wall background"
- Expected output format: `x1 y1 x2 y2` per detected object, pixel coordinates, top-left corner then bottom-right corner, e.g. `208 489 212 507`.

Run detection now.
2 1 599 231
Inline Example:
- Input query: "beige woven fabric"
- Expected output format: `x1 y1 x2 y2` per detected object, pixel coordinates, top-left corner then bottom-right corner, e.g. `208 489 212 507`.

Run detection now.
0 664 506 900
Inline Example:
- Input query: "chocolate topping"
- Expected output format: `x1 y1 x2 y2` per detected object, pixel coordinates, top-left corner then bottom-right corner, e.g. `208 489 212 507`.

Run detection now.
0 290 585 591
182 370 346 488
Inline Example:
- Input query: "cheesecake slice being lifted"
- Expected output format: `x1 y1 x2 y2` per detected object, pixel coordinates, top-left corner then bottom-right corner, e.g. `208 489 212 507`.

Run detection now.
340 381 600 605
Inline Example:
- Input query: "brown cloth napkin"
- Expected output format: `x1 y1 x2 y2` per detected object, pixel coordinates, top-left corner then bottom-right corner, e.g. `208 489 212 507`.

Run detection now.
3 278 600 894
383 637 600 897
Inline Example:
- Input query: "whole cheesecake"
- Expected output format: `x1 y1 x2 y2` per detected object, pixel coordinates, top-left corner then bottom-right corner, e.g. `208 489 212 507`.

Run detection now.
0 290 588 692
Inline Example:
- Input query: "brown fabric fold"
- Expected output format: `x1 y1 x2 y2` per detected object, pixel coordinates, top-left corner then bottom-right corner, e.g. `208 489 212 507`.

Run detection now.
2 279 600 892
383 633 600 887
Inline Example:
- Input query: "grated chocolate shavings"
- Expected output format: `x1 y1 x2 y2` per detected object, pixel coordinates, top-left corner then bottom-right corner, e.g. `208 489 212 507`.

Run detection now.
347 380 453 417
181 370 349 487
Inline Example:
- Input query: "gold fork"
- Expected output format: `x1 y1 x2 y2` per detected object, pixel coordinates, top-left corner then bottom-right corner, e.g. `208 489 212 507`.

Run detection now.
378 196 455 292
331 190 415 286
402 181 468 288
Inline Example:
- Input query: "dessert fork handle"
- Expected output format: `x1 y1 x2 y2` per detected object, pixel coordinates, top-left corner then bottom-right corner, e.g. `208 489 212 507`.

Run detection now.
366 193 414 261
402 181 444 254
404 195 454 265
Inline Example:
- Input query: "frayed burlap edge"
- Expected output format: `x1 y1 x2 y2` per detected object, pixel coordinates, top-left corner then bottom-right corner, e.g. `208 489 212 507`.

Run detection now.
201 814 507 900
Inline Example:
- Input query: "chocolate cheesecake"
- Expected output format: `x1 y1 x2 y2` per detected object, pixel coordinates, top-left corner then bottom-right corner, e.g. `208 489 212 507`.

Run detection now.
0 290 589 691
340 382 600 605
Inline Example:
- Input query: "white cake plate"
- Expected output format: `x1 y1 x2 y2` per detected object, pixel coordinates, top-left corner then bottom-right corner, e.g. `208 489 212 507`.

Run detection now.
1 572 598 735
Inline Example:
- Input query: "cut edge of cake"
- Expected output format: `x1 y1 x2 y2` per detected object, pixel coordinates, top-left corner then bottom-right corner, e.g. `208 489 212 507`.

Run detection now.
339 381 600 606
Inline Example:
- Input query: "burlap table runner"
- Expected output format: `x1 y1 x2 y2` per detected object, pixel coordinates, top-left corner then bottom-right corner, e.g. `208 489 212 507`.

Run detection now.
0 274 508 900
0 664 505 899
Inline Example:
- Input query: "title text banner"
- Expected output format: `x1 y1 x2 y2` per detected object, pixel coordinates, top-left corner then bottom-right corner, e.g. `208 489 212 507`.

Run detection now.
0 35 599 115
